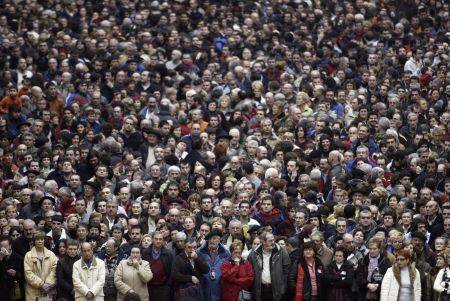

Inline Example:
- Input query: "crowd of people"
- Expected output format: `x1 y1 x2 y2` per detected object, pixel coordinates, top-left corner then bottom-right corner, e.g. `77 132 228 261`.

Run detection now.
0 0 449 300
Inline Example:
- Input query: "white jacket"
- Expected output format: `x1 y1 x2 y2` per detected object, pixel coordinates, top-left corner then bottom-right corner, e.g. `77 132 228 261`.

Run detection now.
380 266 421 301
433 267 450 294
72 257 106 301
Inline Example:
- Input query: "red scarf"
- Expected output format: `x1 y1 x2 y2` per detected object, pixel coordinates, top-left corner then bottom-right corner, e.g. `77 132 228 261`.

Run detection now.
295 263 305 301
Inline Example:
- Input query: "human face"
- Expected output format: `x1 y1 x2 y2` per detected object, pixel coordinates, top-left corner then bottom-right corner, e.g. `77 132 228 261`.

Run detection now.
262 234 275 250
368 243 380 258
130 247 141 260
81 243 93 261
261 200 273 213
396 255 409 268
35 237 45 249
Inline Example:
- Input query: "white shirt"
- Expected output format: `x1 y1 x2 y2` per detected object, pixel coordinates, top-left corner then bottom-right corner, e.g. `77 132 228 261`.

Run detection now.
262 251 272 284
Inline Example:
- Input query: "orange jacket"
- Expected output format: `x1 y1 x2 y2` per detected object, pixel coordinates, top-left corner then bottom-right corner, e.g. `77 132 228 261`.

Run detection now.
0 96 22 114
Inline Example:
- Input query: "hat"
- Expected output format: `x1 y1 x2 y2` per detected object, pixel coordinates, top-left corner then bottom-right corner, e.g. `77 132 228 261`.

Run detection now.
216 131 232 141
84 180 100 191
411 231 426 241
142 127 162 139
53 143 64 149
205 229 223 240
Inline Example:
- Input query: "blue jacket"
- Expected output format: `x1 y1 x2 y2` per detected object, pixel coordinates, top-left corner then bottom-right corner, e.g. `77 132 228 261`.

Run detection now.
197 242 230 301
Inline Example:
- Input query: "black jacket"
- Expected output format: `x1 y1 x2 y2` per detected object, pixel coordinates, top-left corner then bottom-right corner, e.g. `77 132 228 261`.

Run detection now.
324 261 354 301
0 251 24 301
355 253 391 300
171 251 210 290
56 255 80 301
289 257 325 301
142 246 174 286
12 236 32 258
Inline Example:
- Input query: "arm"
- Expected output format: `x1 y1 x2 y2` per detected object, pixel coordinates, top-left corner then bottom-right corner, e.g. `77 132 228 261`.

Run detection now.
433 268 445 293
44 255 57 287
333 264 354 288
24 254 44 288
233 262 254 289
380 268 392 301
114 262 132 295
220 261 239 282
72 263 90 296
171 257 193 283
288 261 298 293
90 261 105 297
136 261 153 284
414 269 421 301
282 249 291 279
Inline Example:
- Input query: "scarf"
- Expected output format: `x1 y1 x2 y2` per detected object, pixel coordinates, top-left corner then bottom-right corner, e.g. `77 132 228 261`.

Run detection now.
367 255 380 281
152 248 161 260
295 263 305 301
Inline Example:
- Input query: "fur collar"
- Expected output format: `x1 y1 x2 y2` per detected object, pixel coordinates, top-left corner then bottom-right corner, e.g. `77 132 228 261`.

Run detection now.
392 262 416 288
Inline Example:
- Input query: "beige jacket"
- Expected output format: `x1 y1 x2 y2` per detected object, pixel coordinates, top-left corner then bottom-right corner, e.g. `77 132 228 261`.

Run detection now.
24 246 58 301
72 257 106 301
114 258 153 301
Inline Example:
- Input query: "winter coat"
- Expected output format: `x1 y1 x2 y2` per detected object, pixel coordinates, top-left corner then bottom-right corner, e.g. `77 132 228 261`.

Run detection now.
0 251 24 301
289 257 325 301
380 265 421 301
142 246 174 286
114 258 153 301
433 267 450 298
220 258 254 301
197 242 231 301
72 257 105 301
24 246 58 301
247 244 291 301
171 251 210 301
56 254 80 301
324 261 355 301
355 253 391 300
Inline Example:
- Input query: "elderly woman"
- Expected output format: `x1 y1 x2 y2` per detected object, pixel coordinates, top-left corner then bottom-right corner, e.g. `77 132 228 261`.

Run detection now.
381 248 421 301
114 246 153 301
24 231 58 301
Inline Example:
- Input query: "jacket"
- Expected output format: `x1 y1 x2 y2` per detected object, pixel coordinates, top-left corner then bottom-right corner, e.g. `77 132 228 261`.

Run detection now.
56 254 80 301
198 242 231 301
114 258 153 301
0 251 24 301
171 251 210 301
24 246 58 301
142 246 173 286
247 244 291 301
355 253 391 300
220 258 254 301
253 209 285 234
381 265 421 301
289 257 325 301
324 261 354 301
72 257 106 301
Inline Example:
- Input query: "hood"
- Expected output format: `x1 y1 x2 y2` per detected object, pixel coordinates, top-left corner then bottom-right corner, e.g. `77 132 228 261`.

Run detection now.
258 208 282 219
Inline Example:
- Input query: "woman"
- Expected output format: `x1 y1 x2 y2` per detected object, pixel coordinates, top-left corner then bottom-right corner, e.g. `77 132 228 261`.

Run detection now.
380 248 421 301
434 250 450 300
289 240 325 301
220 241 254 301
324 246 354 301
24 231 58 301
56 239 80 301
356 238 391 300
114 247 153 301
428 253 445 301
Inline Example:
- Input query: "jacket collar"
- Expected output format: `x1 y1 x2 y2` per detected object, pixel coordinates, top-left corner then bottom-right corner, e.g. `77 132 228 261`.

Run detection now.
81 256 98 269
30 246 52 260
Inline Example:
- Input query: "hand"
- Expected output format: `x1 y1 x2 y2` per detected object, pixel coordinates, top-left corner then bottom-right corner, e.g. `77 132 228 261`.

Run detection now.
233 257 241 265
42 283 51 293
190 252 198 260
86 291 94 299
7 269 16 276
133 259 140 268
192 276 200 284
367 283 378 292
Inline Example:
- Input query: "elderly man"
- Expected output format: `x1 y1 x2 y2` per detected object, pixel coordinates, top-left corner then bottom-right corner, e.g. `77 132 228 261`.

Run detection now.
73 242 106 301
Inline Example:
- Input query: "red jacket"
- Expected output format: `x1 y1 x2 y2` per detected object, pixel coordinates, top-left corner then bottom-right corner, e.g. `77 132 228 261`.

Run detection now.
220 259 254 301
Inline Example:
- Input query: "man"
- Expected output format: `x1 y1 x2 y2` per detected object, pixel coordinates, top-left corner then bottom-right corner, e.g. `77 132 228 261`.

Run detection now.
248 232 290 301
238 201 260 238
20 189 44 220
196 197 218 229
12 219 36 258
120 225 142 256
46 215 67 253
0 236 24 301
311 230 333 268
142 231 174 301
171 237 210 301
143 201 160 234
198 230 230 301
221 219 244 249
140 127 162 169
425 199 444 246
97 238 125 301
253 195 285 234
72 242 106 300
